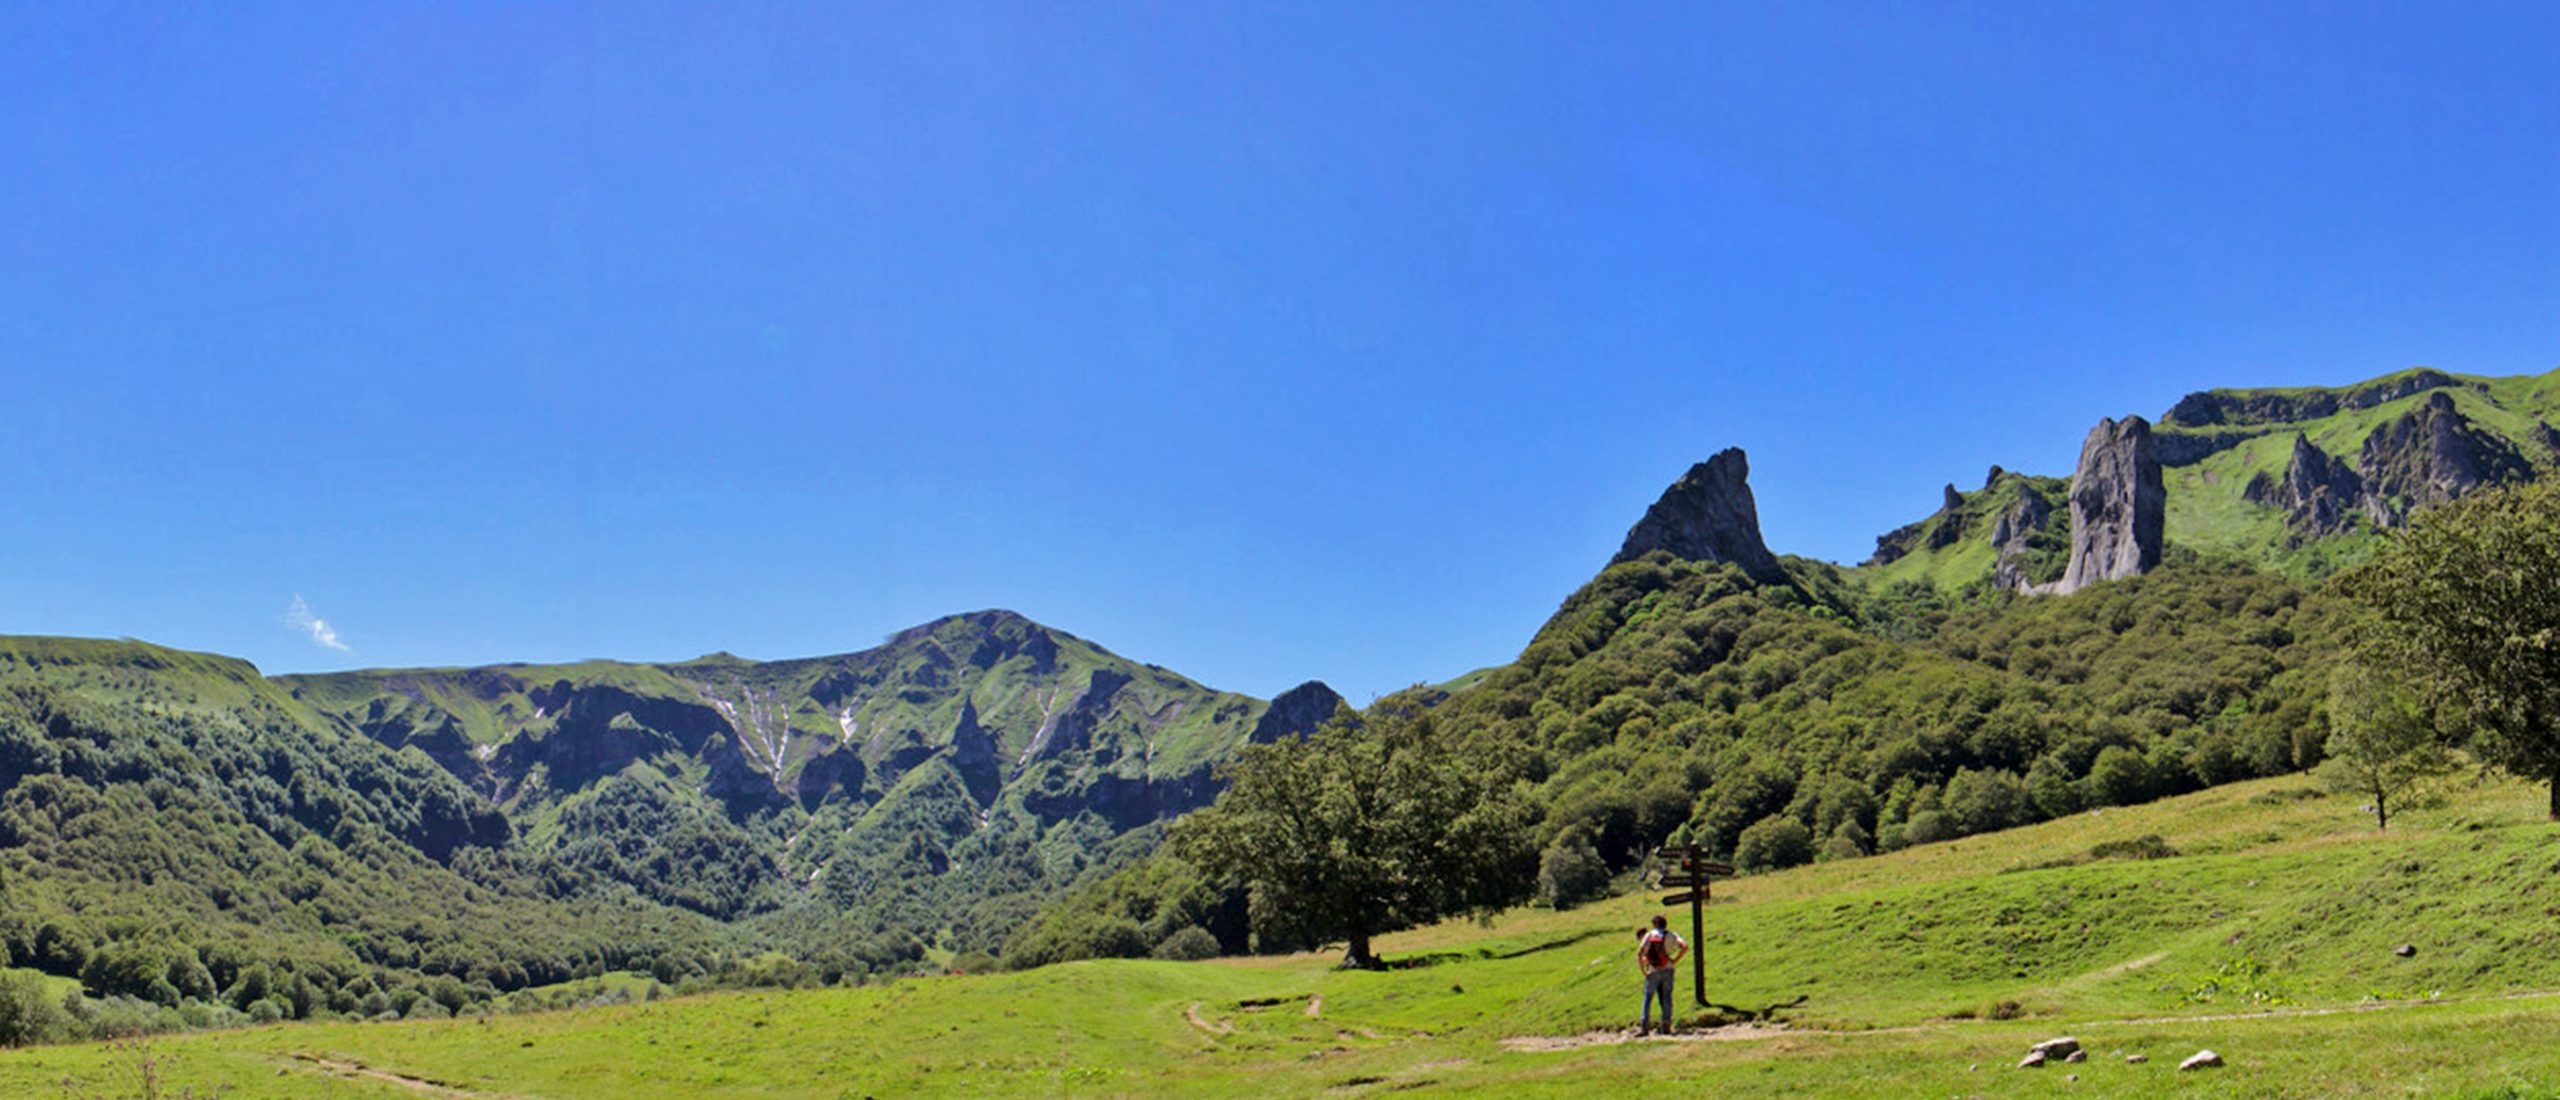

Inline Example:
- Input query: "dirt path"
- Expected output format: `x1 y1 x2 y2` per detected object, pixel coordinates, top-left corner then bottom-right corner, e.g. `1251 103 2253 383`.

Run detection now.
1185 1003 1235 1035
1500 1022 1802 1052
285 1054 521 1098
1497 988 2560 1053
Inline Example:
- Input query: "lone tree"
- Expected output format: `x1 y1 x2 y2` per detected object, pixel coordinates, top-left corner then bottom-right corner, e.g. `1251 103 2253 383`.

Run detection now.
2344 478 2560 819
1173 694 1536 969
2320 659 2454 831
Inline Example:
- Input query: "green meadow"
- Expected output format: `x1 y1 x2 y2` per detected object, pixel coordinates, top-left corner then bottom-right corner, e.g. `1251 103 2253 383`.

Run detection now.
11 771 2559 1098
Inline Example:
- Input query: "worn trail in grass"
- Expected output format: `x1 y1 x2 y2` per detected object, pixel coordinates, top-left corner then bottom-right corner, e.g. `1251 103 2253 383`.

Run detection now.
9 774 2560 1097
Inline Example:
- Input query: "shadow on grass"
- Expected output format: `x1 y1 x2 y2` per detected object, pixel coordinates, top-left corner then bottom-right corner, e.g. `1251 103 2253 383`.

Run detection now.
1697 993 1812 1024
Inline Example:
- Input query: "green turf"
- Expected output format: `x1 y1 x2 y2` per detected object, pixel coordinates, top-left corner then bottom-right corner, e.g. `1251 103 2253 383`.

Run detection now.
13 771 2559 1097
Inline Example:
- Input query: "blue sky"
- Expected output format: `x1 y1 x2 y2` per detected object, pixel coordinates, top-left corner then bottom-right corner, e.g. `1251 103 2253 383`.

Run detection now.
4 3 2555 701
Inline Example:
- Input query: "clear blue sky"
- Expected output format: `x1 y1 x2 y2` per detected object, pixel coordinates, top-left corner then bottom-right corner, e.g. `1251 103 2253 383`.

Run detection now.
5 3 2555 701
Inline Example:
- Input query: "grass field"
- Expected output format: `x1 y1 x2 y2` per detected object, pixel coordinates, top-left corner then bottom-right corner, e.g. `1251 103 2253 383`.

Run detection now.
10 772 2560 1098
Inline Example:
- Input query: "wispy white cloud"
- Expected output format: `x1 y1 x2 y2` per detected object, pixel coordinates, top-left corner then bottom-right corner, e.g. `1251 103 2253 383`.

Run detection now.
284 595 350 652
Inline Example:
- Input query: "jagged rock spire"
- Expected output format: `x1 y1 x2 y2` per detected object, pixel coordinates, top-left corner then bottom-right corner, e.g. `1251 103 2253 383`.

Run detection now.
1612 448 1785 583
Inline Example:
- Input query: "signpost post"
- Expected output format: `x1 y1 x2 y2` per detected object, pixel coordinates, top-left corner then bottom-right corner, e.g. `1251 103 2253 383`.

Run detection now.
1653 844 1733 1006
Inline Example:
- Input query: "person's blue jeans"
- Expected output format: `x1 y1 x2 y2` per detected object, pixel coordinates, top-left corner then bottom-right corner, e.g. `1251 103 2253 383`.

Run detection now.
1641 967 1676 1032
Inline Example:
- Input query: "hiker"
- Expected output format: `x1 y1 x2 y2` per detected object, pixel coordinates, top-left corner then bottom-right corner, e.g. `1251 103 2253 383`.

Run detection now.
1635 914 1688 1035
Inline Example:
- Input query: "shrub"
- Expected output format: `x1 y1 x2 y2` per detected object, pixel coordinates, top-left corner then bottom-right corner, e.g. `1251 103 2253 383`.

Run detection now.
1535 826 1611 909
1734 815 1813 873
1150 927 1221 962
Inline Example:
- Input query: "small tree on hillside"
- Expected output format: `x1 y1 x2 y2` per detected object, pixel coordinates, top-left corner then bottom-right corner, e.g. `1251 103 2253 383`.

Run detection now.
1173 695 1536 969
2344 479 2560 819
2319 660 2454 831
1535 825 1610 910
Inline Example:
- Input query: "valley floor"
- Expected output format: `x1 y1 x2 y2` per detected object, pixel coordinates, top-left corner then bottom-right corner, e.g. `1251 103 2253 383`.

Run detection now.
9 773 2560 1098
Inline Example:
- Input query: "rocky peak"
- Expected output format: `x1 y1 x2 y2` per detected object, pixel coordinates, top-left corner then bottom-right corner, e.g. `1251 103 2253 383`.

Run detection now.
2355 390 2531 526
2243 433 2363 540
2049 416 2165 594
1924 484 1967 550
1248 680 1348 744
1613 448 1786 583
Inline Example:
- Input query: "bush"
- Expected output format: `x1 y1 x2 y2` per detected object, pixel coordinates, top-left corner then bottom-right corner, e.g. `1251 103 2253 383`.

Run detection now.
1734 815 1813 873
1535 826 1611 909
2085 745 2154 807
1150 927 1221 961
0 971 70 1047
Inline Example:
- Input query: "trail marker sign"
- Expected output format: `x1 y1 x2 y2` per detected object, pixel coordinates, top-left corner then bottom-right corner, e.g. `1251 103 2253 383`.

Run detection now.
1652 843 1726 1006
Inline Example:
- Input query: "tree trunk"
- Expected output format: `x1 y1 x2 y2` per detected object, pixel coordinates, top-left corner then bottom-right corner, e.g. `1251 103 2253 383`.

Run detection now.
2549 758 2558 821
2374 793 2388 833
1340 932 1379 971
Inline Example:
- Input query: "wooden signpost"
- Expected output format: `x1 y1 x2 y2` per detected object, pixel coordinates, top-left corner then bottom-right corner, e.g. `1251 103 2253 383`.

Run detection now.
1653 844 1733 1006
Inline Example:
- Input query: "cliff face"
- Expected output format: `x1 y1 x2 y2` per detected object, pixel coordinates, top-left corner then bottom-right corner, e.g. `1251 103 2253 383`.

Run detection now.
2355 390 2532 526
2051 416 2165 594
2244 433 2364 540
1613 448 1786 583
2163 369 2460 428
1249 680 1348 744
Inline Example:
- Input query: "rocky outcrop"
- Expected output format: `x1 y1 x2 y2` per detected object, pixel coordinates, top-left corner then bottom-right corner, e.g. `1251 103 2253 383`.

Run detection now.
2354 391 2531 526
1614 449 1785 583
945 698 1004 806
792 743 867 811
2244 433 2364 539
2163 369 2459 428
1023 668 1133 764
1924 484 1966 550
2533 420 2560 461
2050 417 2164 594
1249 680 1347 744
1987 483 2058 592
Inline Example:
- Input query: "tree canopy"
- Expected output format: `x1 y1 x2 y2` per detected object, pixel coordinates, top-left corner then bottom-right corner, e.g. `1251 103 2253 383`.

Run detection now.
2344 479 2560 818
1172 696 1536 969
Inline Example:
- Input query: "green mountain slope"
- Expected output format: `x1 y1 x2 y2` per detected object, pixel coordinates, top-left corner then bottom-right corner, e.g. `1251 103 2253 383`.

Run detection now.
276 610 1326 960
0 614 1335 1026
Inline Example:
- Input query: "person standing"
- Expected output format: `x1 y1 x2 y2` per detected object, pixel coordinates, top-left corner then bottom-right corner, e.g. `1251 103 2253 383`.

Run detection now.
1635 914 1688 1035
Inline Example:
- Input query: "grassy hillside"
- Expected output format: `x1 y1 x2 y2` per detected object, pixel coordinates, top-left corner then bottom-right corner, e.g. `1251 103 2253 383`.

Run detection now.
12 772 2558 1097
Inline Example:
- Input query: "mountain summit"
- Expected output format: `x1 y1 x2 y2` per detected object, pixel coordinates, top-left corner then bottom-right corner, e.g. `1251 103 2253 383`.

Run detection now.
1612 448 1786 583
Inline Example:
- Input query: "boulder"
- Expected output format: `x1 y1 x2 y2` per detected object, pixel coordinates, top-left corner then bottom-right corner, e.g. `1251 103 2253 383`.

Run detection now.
2029 1037 2081 1058
2126 1053 2149 1064
1613 448 1787 583
2018 1051 2048 1069
2179 1050 2224 1071
2394 944 2417 958
2065 1050 2086 1064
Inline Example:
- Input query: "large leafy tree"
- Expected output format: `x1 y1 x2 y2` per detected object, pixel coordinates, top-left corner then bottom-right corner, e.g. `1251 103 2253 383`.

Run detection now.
1173 695 1536 969
2320 660 2453 831
2344 479 2560 819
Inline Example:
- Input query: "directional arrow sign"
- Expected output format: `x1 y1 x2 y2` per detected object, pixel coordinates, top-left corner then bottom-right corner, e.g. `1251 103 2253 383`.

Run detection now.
1660 891 1708 906
1657 875 1704 889
1681 860 1737 877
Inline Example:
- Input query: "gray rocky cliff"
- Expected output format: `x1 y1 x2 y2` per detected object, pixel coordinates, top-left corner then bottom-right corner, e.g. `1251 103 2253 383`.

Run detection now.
1987 484 2056 592
1249 680 1348 744
1614 448 1786 583
2050 416 2165 594
2244 433 2364 540
2355 391 2531 526
2163 369 2460 428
